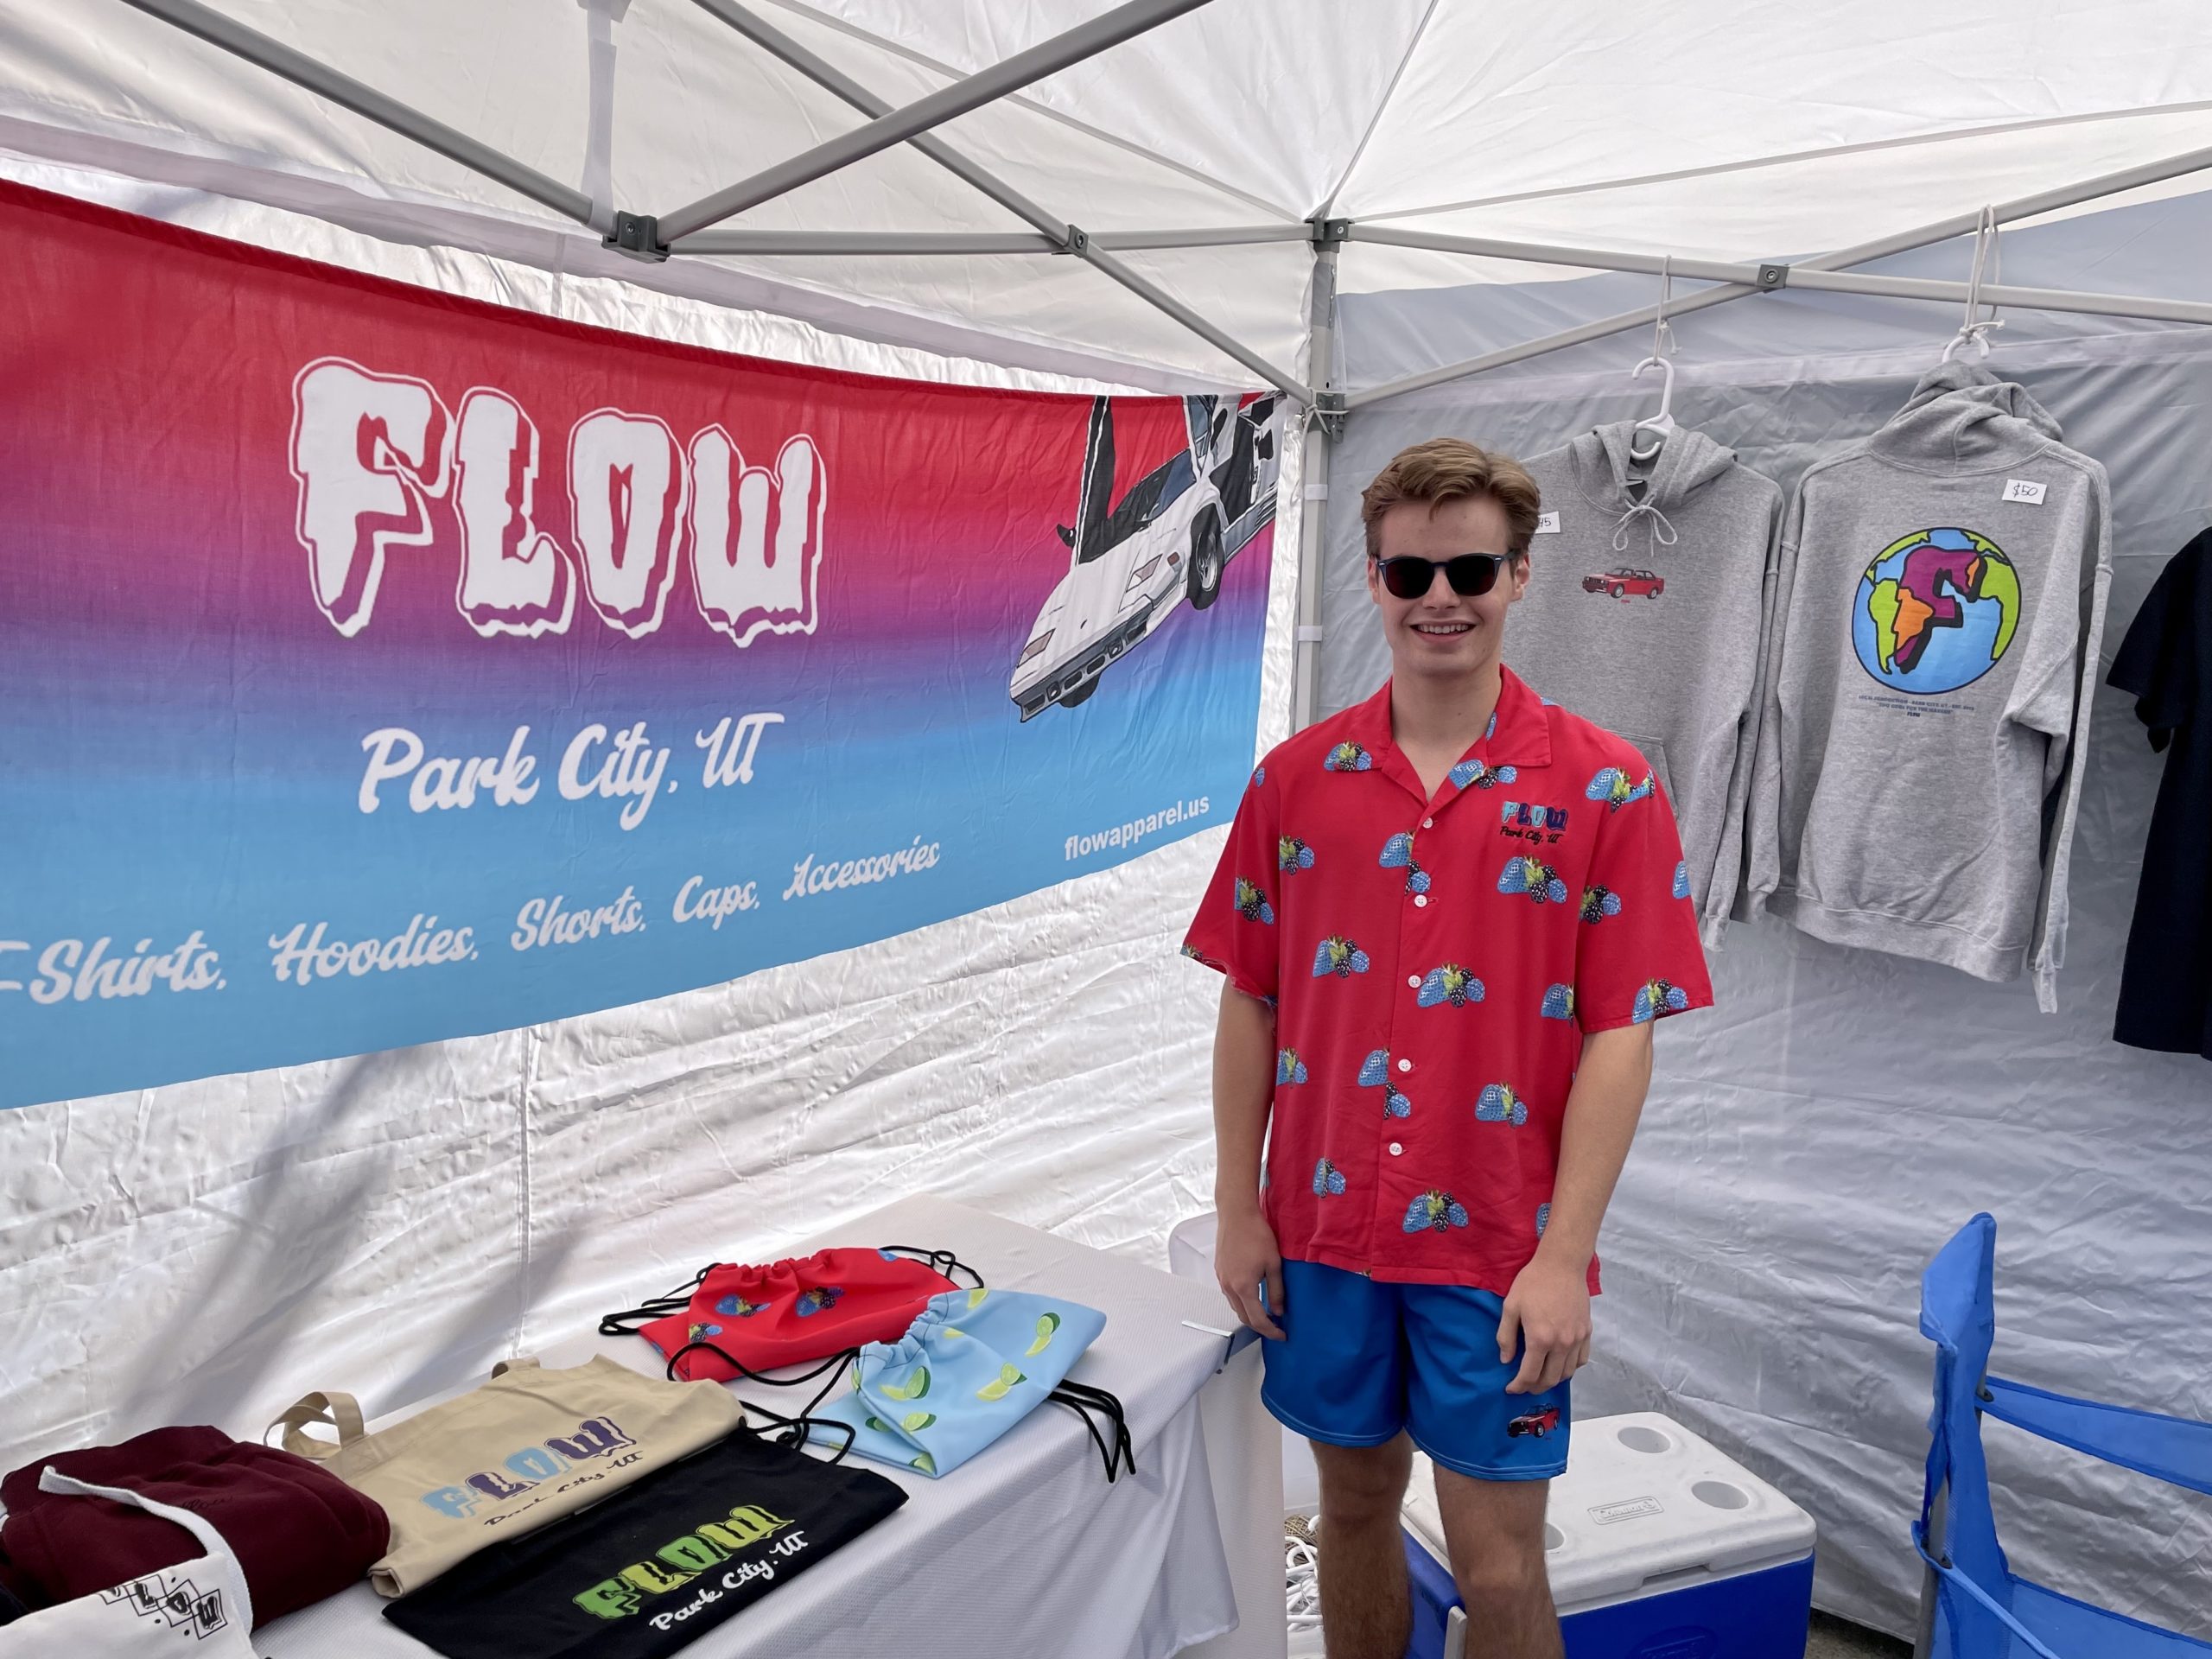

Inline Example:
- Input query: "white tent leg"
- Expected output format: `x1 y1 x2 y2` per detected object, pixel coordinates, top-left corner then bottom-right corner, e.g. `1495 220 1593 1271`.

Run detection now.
1290 246 1338 732
657 0 1217 242
114 0 595 225
687 0 1310 399
1349 137 2212 406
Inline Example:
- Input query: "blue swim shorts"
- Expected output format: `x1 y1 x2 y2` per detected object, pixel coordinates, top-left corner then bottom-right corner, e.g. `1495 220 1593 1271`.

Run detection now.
1260 1258 1570 1480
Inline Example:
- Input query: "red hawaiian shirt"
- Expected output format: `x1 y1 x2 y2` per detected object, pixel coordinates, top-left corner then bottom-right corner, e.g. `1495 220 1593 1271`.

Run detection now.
1183 666 1712 1294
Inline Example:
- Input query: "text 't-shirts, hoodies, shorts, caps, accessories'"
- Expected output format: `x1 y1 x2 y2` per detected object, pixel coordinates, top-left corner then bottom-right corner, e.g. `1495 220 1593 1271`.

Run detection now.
600 1248 971 1381
0 1471 257 1658
381 1427 906 1659
1183 666 1712 1294
807 1287 1113 1480
1514 422 1783 944
1741 361 2112 1011
270 1356 743 1597
2108 533 2212 1059
0 1423 388 1626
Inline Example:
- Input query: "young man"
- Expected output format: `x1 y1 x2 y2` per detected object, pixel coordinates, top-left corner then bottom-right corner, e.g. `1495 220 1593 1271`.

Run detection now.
1182 439 1712 1658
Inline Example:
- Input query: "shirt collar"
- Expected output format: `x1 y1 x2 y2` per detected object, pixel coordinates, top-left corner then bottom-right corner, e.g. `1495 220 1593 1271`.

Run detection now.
1340 664 1554 807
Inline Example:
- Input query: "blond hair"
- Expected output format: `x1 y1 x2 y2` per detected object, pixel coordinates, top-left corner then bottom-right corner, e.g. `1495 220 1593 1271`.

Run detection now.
1360 438 1541 560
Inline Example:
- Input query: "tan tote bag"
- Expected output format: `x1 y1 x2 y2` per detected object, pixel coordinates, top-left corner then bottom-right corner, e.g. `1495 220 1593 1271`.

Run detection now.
271 1356 741 1596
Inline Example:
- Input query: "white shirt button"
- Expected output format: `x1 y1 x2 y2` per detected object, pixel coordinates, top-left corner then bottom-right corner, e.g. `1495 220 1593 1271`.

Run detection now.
1413 894 1428 907
1389 1141 1403 1156
1408 975 1421 988
1422 817 1434 829
1397 1058 1413 1073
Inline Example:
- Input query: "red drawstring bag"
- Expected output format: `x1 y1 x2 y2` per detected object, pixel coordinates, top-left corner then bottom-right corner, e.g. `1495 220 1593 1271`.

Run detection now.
600 1247 975 1381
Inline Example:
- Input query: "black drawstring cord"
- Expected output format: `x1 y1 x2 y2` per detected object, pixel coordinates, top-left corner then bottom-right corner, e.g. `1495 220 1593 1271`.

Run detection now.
597 1264 713 1335
1047 1381 1135 1482
876 1244 986 1290
741 1399 857 1466
661 1338 860 1394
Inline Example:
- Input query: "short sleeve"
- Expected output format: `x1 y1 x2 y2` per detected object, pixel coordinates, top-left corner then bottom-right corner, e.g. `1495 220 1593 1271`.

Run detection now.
1182 764 1282 1005
1573 771 1715 1034
2107 540 2202 753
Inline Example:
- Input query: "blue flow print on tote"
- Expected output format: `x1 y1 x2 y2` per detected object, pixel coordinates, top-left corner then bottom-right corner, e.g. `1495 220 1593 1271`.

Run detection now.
813 1287 1105 1478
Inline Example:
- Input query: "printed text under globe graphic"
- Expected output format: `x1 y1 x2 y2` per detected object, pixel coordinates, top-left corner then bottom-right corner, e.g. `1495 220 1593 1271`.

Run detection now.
1852 526 2020 695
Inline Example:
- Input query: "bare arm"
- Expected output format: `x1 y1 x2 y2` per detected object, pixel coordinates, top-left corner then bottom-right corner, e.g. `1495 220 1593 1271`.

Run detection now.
1499 1020 1654 1392
1211 982 1286 1339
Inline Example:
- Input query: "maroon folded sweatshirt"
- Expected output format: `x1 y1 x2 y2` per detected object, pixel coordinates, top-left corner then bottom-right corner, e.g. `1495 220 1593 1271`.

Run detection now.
0 1425 389 1627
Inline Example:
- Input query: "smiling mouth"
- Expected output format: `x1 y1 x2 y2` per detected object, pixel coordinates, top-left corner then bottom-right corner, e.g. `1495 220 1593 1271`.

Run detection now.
1412 622 1473 636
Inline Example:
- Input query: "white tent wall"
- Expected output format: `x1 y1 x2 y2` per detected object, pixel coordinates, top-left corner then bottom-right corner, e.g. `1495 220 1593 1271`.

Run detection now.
0 156 1306 1483
1318 197 2212 1640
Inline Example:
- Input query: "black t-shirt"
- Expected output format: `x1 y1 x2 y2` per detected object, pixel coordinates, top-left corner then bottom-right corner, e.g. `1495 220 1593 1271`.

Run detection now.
384 1428 905 1659
2108 532 2212 1058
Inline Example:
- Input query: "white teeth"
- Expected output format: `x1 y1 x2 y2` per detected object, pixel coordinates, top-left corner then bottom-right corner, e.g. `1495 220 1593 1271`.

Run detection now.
1414 623 1471 634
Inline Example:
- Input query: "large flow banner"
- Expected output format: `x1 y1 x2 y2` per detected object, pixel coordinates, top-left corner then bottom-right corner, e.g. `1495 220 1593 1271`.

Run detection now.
0 185 1277 1110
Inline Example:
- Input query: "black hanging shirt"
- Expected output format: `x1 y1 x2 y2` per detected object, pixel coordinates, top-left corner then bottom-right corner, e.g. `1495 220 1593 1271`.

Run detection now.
2107 532 2212 1059
383 1428 905 1659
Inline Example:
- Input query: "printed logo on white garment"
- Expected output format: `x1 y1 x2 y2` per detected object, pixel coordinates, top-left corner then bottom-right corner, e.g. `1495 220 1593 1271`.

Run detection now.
99 1574 231 1640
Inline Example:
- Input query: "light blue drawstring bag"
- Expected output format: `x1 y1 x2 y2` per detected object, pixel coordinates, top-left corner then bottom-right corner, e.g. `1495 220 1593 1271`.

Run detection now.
809 1287 1109 1478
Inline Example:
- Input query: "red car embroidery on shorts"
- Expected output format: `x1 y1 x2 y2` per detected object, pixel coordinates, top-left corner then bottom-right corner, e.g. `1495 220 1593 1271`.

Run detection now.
1583 568 1664 600
1507 1407 1560 1438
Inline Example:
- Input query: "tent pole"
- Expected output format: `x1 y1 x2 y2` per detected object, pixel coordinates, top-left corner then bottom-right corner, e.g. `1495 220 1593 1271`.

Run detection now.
685 0 1309 399
1348 137 2212 407
658 0 1216 242
1291 246 1338 732
674 225 1313 256
113 0 595 226
1352 225 2212 327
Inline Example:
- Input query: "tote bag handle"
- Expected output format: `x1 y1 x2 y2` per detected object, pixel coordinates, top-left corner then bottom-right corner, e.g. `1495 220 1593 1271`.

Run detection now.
269 1389 367 1459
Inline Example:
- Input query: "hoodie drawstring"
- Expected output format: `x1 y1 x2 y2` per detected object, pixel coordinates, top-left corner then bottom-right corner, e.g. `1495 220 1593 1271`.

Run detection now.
1611 499 1678 552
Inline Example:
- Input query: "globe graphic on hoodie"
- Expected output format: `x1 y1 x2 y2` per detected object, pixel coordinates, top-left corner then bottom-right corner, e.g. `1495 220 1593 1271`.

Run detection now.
1852 526 2020 695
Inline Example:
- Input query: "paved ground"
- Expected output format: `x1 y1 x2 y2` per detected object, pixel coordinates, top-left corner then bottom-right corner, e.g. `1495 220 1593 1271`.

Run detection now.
1808 1609 1912 1656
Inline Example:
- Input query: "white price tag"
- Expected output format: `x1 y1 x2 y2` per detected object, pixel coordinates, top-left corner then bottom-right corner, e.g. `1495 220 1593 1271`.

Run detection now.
1534 512 1560 535
2002 478 2048 505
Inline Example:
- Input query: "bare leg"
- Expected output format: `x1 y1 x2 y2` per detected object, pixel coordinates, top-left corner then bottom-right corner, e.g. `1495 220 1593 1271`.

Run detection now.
1432 1464 1560 1659
1312 1435 1415 1659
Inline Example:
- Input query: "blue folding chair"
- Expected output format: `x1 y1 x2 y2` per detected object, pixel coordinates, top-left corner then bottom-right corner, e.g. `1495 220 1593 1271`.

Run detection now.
1916 1214 2212 1658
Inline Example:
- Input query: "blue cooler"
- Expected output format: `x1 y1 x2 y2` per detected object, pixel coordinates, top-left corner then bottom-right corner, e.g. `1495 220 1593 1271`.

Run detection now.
1401 1413 1815 1659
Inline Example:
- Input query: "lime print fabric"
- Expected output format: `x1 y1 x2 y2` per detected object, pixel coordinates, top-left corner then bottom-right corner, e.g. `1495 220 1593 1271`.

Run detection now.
1182 666 1712 1297
810 1288 1107 1478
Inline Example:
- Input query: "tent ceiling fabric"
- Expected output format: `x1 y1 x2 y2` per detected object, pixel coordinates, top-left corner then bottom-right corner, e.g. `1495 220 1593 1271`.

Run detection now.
9 1 2212 387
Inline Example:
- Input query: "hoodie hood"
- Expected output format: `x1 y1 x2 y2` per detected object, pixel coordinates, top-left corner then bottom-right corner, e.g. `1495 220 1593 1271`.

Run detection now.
1565 419 1740 515
1867 359 2063 472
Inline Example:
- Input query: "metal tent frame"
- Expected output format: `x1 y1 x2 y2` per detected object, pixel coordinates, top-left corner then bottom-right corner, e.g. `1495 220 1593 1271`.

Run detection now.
110 0 2212 728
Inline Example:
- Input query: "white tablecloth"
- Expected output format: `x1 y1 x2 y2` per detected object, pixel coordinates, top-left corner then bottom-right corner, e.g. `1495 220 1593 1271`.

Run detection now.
257 1196 1285 1659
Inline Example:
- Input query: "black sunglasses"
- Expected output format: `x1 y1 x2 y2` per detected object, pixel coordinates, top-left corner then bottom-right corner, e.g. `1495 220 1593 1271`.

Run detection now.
1372 552 1512 601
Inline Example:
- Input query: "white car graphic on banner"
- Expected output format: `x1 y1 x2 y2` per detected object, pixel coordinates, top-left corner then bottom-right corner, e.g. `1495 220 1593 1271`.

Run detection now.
1012 393 1280 719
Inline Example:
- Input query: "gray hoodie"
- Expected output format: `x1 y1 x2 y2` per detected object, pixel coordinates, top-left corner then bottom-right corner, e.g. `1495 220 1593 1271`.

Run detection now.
1511 423 1783 943
1740 361 2112 1011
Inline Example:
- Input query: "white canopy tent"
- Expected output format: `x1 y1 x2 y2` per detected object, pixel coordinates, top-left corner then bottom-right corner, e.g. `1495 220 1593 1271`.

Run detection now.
6 0 2212 1641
